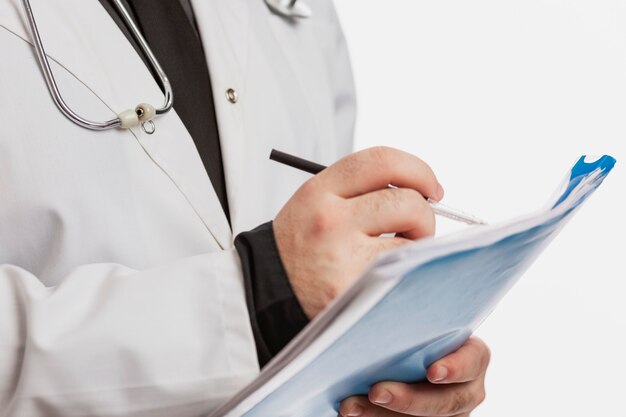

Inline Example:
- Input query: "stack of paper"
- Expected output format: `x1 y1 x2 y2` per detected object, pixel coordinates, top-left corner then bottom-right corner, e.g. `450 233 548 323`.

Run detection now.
209 155 616 417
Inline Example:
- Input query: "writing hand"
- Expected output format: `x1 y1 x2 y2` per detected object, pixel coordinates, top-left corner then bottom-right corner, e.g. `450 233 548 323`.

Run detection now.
273 146 443 318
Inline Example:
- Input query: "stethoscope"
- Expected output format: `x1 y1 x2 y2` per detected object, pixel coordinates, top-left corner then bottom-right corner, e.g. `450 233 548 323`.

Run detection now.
265 0 312 19
21 0 311 134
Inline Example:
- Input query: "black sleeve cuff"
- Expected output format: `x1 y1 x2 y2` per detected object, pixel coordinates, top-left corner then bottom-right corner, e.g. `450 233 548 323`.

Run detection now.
234 221 310 368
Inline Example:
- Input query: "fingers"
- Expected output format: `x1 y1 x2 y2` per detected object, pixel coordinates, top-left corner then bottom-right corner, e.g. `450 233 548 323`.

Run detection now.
316 147 443 201
351 187 436 239
340 379 485 416
339 403 470 417
427 337 491 384
368 380 484 416
273 146 442 319
338 338 490 416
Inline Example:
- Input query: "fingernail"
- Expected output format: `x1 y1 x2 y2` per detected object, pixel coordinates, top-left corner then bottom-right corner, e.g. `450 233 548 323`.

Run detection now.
371 389 393 405
344 404 363 416
432 366 448 382
435 183 445 201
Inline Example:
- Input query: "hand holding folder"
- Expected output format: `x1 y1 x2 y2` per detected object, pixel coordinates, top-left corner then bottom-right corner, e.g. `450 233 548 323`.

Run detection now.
210 155 615 417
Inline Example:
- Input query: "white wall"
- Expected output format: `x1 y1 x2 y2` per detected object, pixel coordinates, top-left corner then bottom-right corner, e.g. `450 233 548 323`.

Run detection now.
334 1 626 415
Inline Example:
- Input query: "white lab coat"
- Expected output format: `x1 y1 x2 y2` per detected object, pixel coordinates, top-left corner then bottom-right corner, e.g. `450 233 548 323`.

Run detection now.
0 0 355 415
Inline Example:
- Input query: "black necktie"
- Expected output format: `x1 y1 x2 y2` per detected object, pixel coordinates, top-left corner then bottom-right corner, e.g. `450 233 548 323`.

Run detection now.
105 0 231 223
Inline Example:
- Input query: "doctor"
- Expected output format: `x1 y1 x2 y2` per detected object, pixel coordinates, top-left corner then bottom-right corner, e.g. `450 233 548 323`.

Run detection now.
0 1 489 416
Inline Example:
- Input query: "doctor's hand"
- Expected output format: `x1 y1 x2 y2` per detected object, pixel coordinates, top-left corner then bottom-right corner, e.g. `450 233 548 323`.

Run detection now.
339 337 490 417
273 146 443 319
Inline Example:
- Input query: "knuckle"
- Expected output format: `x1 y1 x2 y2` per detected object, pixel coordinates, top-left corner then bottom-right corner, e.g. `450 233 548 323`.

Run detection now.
336 153 360 179
323 284 339 305
369 145 394 158
367 146 395 168
393 399 411 414
399 394 418 415
297 177 320 200
383 387 414 415
310 207 339 236
302 194 348 239
323 277 348 304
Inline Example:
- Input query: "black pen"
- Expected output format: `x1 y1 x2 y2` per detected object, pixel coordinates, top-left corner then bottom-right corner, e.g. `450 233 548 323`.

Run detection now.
269 149 487 225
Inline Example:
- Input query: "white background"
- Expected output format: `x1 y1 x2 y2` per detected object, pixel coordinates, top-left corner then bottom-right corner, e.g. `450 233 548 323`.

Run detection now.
334 1 626 416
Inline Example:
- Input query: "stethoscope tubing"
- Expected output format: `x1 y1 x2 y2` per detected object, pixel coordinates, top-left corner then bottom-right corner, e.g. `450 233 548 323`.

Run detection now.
22 0 309 131
21 0 173 131
111 0 173 116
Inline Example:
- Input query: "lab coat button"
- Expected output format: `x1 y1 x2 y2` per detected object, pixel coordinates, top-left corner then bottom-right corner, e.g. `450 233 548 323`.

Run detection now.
225 88 239 103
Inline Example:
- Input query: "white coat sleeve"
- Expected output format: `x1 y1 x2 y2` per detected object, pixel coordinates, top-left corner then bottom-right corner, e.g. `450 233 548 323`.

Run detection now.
0 250 259 417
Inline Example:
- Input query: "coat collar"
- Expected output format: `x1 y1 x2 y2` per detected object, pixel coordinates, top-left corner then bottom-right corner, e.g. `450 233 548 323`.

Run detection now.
0 0 252 249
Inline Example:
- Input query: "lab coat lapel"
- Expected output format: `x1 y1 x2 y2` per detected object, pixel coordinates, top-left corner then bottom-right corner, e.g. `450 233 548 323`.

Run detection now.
0 0 233 249
190 0 251 235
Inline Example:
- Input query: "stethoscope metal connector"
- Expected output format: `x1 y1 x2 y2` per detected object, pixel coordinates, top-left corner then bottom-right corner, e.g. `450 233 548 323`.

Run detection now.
264 0 312 19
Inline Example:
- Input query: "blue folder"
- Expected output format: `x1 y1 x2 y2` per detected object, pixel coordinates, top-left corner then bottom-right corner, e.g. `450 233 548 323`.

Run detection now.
211 155 616 417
